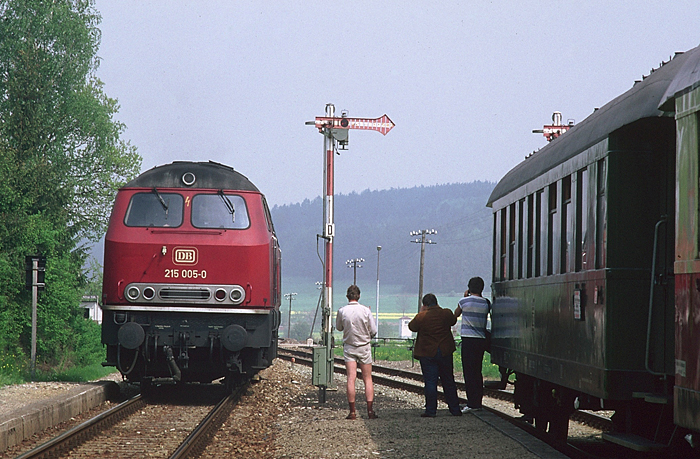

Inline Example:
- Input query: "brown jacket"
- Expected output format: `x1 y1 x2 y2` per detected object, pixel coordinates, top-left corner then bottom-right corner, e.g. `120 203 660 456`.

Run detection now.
408 306 457 358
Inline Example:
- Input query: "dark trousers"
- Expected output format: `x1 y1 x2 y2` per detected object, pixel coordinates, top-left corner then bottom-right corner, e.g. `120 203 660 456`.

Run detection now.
418 348 461 415
461 337 487 408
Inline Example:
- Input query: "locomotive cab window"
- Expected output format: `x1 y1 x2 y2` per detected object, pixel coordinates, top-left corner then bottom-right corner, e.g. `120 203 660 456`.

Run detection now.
124 192 184 227
191 193 250 229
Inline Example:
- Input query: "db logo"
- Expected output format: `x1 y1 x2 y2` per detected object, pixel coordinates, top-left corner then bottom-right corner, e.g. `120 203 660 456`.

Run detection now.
173 247 198 265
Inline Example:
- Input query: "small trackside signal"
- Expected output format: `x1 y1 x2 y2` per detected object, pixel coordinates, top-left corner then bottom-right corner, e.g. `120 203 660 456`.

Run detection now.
533 111 574 142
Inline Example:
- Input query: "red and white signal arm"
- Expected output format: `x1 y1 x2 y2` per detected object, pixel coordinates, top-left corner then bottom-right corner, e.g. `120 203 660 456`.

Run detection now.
313 114 395 135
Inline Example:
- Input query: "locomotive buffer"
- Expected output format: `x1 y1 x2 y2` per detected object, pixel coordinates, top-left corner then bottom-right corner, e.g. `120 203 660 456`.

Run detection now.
306 105 394 402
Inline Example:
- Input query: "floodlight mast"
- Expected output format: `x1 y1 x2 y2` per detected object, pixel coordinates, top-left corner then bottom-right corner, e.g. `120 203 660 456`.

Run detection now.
306 104 394 403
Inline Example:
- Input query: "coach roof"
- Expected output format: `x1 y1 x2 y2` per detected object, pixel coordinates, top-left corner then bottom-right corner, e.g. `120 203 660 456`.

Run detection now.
487 45 700 207
659 45 700 111
124 161 260 192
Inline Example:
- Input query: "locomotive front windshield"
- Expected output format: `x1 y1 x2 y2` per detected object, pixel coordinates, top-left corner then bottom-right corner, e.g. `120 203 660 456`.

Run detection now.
124 192 184 227
191 193 250 229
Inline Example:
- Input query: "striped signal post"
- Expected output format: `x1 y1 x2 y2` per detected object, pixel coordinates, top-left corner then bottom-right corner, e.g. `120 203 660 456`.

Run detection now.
306 104 394 403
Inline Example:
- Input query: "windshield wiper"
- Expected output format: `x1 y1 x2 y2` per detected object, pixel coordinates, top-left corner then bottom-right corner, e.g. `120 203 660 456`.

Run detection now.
218 190 235 222
152 188 169 216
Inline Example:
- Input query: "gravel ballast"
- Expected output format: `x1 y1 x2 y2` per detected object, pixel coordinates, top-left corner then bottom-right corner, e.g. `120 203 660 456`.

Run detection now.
203 359 565 458
2 359 574 458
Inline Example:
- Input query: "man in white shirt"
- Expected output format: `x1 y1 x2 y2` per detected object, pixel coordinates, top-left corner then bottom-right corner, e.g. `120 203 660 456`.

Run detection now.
454 276 490 412
335 285 378 420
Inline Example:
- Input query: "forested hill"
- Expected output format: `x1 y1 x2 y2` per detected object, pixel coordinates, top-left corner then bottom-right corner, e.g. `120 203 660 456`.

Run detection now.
270 181 496 294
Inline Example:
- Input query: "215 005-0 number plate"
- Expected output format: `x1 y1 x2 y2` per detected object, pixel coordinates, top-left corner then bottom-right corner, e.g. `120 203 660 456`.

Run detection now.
165 269 208 279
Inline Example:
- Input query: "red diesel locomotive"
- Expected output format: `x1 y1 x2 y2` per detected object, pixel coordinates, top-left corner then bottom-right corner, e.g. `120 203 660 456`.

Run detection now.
101 161 281 387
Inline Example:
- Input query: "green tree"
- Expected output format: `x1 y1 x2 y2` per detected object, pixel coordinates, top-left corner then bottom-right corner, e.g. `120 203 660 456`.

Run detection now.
0 0 141 370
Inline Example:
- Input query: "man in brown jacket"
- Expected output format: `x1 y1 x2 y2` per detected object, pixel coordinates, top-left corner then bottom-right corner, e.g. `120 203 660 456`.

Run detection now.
408 293 462 417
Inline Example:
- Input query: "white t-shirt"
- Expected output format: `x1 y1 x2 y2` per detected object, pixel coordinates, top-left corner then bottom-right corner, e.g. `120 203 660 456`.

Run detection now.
335 301 378 347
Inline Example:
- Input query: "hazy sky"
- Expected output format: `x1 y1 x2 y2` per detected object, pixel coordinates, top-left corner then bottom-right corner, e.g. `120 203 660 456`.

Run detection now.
94 1 700 207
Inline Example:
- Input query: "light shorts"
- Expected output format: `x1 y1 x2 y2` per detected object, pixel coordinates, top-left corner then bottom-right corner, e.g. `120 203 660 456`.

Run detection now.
343 343 373 365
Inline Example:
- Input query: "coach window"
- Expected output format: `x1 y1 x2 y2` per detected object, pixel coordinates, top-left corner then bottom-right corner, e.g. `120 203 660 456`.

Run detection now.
535 190 543 277
561 175 572 273
124 192 184 227
509 203 516 280
518 199 525 279
595 159 607 269
547 183 557 275
697 112 700 256
192 194 250 229
576 168 589 271
500 208 507 280
493 213 498 280
527 194 534 278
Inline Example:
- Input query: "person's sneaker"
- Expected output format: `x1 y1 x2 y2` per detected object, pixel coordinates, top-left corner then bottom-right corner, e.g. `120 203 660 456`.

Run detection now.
461 406 482 413
420 412 436 418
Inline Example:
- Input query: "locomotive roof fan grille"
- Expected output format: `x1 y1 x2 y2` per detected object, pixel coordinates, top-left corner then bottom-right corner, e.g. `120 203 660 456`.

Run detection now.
182 171 196 186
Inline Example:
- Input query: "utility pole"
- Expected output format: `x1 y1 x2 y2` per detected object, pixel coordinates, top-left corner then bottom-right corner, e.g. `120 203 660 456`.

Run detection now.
306 104 394 403
284 292 297 340
410 229 437 312
25 255 45 381
376 246 381 335
346 258 364 285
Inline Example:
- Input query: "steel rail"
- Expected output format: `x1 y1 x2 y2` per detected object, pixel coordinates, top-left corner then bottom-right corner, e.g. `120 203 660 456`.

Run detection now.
168 382 249 459
277 348 613 431
15 394 146 459
278 350 600 458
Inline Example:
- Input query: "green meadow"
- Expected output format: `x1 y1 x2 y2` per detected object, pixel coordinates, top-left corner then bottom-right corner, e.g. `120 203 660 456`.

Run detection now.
279 277 501 379
280 276 467 342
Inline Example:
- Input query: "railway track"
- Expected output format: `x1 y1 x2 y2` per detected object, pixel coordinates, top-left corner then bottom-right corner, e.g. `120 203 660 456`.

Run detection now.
16 383 248 459
278 347 612 430
278 347 620 459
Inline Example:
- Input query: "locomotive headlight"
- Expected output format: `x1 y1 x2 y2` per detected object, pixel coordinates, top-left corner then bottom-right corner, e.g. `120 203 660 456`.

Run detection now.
142 286 156 300
230 286 245 304
214 288 227 301
126 286 140 301
182 171 196 186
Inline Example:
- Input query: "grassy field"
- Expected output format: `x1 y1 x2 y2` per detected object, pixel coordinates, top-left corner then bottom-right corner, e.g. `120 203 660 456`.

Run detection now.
281 277 501 378
332 342 502 380
0 355 116 387
280 276 476 342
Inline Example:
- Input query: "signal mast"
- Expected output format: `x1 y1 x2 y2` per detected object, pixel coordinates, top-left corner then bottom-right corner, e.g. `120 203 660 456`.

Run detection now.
306 104 394 402
533 111 574 142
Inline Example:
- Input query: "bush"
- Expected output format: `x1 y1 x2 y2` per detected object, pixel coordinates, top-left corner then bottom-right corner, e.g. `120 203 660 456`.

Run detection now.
0 351 26 387
32 363 115 383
